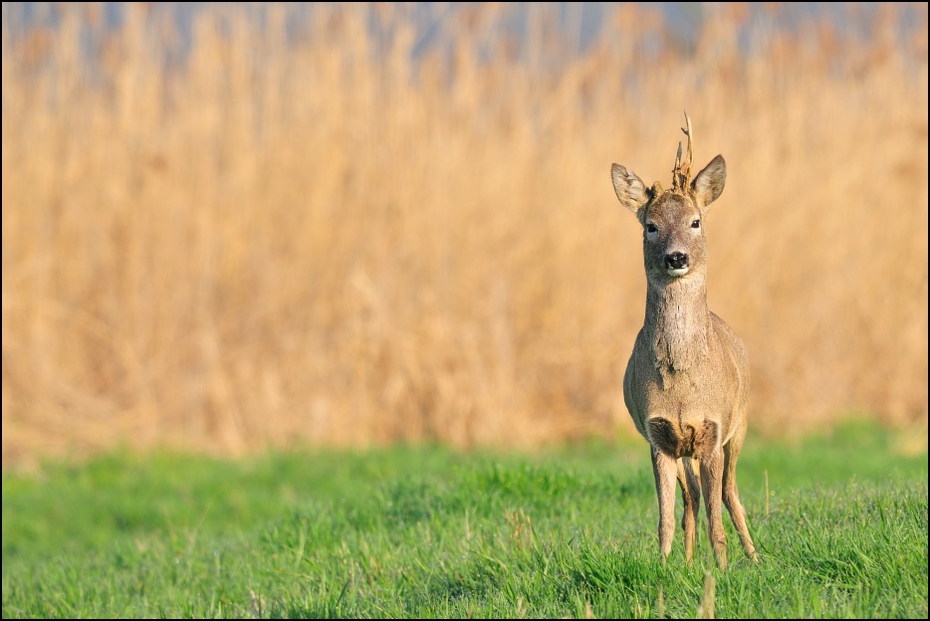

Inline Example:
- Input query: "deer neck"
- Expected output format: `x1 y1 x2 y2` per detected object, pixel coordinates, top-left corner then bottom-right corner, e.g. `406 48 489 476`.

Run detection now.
645 275 710 373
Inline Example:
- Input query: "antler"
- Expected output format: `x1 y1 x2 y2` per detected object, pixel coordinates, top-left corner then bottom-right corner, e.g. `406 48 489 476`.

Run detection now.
671 112 694 192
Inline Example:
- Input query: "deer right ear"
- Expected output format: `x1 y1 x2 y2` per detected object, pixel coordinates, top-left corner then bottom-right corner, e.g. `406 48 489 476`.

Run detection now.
611 164 649 214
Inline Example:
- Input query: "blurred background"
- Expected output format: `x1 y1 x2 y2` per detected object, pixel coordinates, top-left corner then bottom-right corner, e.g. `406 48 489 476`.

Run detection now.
2 2 927 469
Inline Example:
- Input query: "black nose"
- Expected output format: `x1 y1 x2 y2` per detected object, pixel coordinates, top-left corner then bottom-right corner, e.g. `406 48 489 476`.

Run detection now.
665 252 689 270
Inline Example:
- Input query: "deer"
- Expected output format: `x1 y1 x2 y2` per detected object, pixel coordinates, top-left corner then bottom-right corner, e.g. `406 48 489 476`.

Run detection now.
610 113 758 570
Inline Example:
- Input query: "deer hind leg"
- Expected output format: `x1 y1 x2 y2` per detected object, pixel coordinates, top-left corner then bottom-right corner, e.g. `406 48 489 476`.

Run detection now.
651 447 678 563
677 456 701 563
723 423 758 562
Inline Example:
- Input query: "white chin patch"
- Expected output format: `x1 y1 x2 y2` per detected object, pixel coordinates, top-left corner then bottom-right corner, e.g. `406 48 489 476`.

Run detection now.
667 267 689 277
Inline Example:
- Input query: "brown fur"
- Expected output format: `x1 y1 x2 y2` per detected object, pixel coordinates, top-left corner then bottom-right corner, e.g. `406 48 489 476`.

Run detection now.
611 117 758 569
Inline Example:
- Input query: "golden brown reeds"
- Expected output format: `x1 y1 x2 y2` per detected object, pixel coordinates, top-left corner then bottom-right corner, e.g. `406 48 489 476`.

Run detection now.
2 3 927 468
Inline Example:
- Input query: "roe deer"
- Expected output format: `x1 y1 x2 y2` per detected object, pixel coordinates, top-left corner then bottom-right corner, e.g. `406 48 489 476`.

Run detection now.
611 113 757 569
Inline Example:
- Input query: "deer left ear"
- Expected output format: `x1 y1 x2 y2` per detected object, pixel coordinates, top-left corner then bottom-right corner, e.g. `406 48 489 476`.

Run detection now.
692 154 726 209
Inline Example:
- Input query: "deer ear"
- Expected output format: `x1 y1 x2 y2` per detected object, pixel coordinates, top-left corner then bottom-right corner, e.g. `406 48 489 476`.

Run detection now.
692 154 726 208
611 164 649 214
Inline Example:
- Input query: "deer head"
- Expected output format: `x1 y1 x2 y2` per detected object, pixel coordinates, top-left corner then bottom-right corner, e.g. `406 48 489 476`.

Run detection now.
611 112 727 280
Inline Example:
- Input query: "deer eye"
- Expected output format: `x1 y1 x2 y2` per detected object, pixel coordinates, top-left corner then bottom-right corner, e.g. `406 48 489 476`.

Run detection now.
646 224 658 234
691 219 701 229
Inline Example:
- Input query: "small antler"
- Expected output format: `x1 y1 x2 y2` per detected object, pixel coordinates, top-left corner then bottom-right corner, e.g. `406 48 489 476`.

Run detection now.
672 112 694 192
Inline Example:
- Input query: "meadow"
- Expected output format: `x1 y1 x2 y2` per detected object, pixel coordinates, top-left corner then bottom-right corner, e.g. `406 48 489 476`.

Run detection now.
2 419 927 618
2 5 928 615
2 3 927 468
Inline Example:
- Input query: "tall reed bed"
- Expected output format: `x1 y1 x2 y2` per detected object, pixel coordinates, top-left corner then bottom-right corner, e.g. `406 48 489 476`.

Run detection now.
2 3 927 466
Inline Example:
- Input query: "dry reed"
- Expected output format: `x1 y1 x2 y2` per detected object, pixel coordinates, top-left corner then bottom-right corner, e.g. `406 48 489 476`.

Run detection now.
2 3 927 468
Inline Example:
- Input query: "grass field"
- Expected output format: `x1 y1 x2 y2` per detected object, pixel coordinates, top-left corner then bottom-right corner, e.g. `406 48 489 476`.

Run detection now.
3 6 925 617
3 419 926 618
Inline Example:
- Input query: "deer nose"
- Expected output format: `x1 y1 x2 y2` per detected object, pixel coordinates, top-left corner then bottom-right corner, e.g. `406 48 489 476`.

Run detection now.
665 252 689 270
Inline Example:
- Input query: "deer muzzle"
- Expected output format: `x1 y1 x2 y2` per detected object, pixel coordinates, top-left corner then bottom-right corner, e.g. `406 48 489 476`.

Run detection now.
664 251 690 276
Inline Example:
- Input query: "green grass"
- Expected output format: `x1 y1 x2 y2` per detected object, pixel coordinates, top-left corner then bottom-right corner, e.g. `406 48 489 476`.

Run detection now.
3 420 927 618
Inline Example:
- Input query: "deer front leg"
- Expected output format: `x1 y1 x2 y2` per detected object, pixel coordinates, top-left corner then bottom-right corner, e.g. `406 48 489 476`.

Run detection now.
651 447 678 563
700 450 728 570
